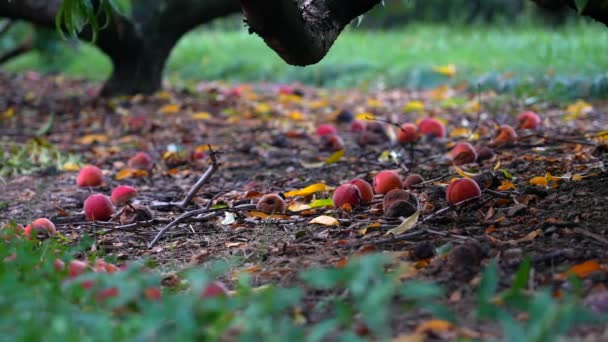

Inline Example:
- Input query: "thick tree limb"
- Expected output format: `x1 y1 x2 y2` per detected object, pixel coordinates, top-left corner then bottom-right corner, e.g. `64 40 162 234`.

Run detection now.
240 0 382 66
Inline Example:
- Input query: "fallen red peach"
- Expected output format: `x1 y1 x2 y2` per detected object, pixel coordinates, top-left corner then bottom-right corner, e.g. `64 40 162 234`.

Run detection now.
365 121 388 137
54 259 65 272
382 189 417 209
256 194 286 213
69 260 89 278
373 170 402 194
320 134 344 152
316 124 338 136
84 194 114 221
111 185 137 206
333 184 361 209
384 200 418 218
128 152 154 170
25 218 57 238
76 165 104 187
476 146 495 162
517 111 541 130
97 287 119 301
350 120 366 132
144 287 162 301
403 174 424 189
397 123 418 144
418 118 446 138
446 178 482 205
450 142 478 165
494 125 517 144
348 178 374 204
201 281 229 298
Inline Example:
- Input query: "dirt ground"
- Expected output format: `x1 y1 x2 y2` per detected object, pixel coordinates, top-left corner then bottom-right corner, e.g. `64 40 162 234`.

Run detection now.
1 72 607 339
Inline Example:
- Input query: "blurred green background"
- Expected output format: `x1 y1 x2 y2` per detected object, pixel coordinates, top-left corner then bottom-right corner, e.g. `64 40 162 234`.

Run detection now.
2 0 608 99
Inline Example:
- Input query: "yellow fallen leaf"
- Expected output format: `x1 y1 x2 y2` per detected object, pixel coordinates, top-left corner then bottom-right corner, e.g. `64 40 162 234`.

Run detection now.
529 176 548 187
571 174 584 182
564 100 592 120
309 215 339 226
115 168 149 180
325 149 345 164
367 98 383 107
284 183 328 197
309 198 334 208
308 99 329 109
385 211 420 236
433 64 457 77
254 102 271 114
355 112 375 121
155 90 173 101
62 162 80 172
497 180 516 191
287 111 305 121
452 165 480 178
78 134 109 144
563 260 601 279
288 203 312 212
402 100 425 112
464 100 480 114
428 85 454 101
415 319 455 334
449 127 472 138
1 107 15 120
191 112 211 120
160 104 180 114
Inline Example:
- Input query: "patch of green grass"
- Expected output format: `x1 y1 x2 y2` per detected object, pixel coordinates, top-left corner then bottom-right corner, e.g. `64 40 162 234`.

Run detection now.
5 22 608 96
0 222 604 341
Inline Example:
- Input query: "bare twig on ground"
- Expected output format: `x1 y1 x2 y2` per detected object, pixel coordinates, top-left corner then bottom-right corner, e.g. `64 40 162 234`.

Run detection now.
151 146 220 210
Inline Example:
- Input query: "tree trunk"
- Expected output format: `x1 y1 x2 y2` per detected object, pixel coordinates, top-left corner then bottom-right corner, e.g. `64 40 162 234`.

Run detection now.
0 0 241 96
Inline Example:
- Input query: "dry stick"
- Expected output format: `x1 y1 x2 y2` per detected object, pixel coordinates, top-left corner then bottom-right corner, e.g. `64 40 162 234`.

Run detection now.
178 148 220 208
151 147 220 209
148 210 221 248
147 204 257 248
574 227 608 246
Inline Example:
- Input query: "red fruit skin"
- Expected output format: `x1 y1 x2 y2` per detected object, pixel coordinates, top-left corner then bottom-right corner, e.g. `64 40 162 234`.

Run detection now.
128 152 153 170
201 281 229 298
54 259 65 272
403 174 424 189
518 111 541 129
316 124 338 137
320 134 344 152
450 142 478 165
446 178 482 205
333 184 362 209
348 179 374 204
97 287 119 301
84 194 114 221
76 165 104 187
350 120 366 132
397 123 419 143
93 260 120 274
373 170 403 194
418 118 446 138
144 287 162 301
30 218 57 235
256 194 286 213
69 260 89 278
111 185 137 206
494 125 518 144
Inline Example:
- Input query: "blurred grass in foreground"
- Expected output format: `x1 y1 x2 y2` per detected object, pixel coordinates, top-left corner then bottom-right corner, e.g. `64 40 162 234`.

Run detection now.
4 23 608 98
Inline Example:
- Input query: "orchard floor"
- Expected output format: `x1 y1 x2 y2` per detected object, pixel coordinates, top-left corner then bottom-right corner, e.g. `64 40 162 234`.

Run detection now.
1 72 608 339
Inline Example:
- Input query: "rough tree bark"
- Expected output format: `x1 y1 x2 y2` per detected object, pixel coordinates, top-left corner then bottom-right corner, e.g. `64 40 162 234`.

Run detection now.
240 0 381 66
0 0 241 96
